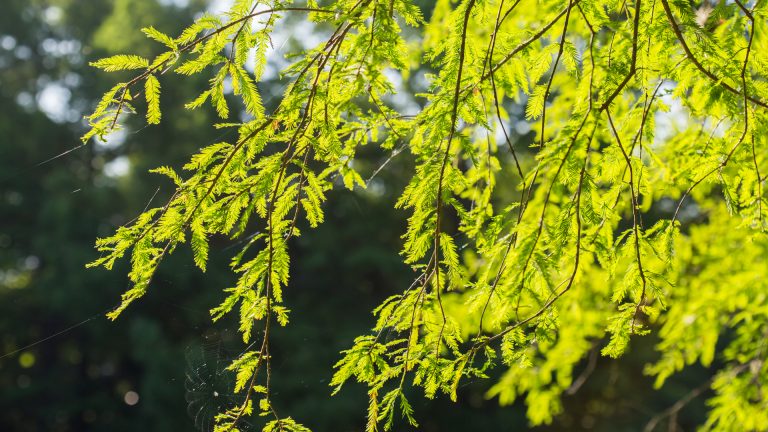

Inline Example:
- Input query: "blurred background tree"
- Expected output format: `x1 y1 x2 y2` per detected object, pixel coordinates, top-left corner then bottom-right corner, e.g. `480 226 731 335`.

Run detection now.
0 0 713 430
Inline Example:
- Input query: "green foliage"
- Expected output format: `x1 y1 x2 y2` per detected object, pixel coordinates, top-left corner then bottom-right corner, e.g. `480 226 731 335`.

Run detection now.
91 54 150 72
84 0 768 429
145 74 162 124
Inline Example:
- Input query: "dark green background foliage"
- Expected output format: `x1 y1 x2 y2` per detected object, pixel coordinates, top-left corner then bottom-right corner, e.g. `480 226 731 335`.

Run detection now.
0 0 713 430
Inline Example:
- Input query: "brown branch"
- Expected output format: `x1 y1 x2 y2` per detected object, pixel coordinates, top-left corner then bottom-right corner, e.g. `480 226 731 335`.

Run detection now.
658 0 767 109
100 7 336 134
479 0 582 84
431 0 478 359
566 342 599 395
600 0 642 110
643 363 751 432
473 116 599 352
672 3 755 222
478 0 576 333
606 110 648 329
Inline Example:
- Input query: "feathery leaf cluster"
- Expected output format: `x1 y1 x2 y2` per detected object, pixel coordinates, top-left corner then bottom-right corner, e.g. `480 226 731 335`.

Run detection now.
84 0 768 429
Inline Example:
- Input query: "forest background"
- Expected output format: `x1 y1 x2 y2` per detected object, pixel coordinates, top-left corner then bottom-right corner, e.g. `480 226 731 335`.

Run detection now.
0 0 717 430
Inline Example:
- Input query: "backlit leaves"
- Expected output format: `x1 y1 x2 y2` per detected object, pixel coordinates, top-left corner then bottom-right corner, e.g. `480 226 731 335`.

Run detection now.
84 0 768 430
145 74 161 124
90 54 149 72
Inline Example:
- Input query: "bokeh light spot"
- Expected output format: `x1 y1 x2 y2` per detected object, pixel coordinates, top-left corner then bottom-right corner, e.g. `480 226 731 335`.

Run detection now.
19 352 35 368
124 391 139 406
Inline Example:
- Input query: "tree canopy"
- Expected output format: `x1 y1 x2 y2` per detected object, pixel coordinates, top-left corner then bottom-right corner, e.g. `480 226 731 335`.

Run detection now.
83 0 768 430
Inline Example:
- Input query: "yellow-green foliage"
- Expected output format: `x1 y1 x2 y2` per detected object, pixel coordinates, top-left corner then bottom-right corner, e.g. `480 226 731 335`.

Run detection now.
84 0 768 430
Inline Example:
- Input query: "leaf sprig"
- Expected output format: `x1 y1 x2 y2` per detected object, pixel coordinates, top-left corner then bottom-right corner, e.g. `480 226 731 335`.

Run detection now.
85 0 768 430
